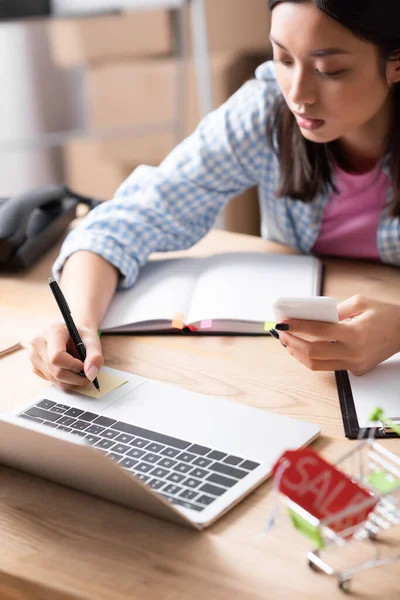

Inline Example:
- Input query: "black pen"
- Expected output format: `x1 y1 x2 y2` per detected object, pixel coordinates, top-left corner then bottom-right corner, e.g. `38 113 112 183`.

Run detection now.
48 277 100 392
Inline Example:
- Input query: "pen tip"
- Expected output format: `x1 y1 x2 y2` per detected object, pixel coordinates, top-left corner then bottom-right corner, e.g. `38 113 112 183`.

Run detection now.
48 277 54 284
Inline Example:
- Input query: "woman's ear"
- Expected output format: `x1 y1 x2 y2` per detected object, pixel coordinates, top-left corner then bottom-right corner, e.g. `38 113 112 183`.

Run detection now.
386 52 400 85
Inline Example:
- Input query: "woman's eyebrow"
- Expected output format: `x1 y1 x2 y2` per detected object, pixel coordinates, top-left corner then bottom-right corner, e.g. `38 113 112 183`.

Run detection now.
269 35 351 57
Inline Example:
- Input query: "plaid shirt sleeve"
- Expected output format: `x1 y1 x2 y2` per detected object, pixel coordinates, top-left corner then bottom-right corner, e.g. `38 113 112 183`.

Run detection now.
53 77 274 289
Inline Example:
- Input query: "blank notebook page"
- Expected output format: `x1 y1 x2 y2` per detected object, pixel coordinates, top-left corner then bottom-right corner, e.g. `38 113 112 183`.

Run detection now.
187 252 320 324
349 353 400 428
102 258 203 330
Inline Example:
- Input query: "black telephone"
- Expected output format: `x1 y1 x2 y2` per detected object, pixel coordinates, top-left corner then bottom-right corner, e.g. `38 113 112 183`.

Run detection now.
0 185 101 270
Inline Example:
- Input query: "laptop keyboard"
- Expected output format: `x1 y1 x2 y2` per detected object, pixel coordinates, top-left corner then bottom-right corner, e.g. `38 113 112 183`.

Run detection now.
17 399 260 512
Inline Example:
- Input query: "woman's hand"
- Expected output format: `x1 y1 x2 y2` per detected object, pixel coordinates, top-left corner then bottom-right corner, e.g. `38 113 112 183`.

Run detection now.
273 295 400 375
28 322 104 390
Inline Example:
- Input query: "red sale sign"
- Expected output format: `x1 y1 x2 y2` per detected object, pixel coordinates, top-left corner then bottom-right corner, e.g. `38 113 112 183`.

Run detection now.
272 449 377 534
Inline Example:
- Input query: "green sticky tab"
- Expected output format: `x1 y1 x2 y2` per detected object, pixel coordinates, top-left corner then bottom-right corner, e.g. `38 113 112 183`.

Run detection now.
264 321 276 332
368 470 400 495
288 508 324 549
97 329 102 338
370 407 400 437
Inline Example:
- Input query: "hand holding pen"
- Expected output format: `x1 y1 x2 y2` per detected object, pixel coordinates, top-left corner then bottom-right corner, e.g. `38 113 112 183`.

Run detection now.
48 278 100 392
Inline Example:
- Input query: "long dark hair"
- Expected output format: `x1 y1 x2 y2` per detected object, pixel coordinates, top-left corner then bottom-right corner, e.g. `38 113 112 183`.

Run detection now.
267 0 400 217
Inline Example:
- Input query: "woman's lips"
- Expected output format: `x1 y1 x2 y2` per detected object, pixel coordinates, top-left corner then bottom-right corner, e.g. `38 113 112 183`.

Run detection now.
294 114 326 131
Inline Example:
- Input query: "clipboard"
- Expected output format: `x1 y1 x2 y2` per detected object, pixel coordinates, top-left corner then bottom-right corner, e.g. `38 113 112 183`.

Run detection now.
335 359 400 439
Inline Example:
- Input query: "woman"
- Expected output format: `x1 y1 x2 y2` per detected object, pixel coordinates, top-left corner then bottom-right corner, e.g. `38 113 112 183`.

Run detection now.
30 0 400 389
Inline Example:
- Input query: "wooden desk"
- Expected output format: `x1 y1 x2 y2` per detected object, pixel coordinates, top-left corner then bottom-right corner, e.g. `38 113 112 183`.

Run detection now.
1 230 400 599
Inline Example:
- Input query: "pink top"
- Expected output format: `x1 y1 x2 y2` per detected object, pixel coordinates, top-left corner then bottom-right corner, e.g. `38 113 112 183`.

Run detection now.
312 160 390 260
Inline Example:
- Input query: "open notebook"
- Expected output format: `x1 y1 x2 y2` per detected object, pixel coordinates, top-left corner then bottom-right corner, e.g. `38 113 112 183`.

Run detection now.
101 252 322 334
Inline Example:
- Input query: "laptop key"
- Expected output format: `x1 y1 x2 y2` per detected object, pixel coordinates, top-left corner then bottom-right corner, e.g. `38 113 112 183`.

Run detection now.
146 443 165 453
173 463 193 474
129 438 149 449
176 452 196 463
57 416 76 427
189 468 208 479
25 407 60 421
199 483 225 497
127 448 145 459
114 433 135 444
57 426 72 433
135 474 150 483
20 414 43 423
208 463 247 480
102 429 120 440
112 443 131 454
70 420 90 431
163 484 183 496
158 458 177 469
42 421 58 428
179 489 199 501
119 457 137 469
93 416 117 428
166 472 186 484
150 467 169 479
84 434 101 445
142 452 161 464
64 407 85 418
95 439 115 450
207 450 227 461
223 455 243 466
239 460 260 471
148 478 166 491
196 494 215 506
70 430 86 438
135 462 153 474
107 453 123 462
49 406 67 414
207 473 236 488
192 457 212 468
36 399 56 410
86 425 106 436
186 444 211 456
160 447 181 458
182 477 202 489
79 411 99 422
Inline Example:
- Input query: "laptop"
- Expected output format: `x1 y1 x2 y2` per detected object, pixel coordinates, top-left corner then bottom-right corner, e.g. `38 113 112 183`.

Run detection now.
0 367 320 529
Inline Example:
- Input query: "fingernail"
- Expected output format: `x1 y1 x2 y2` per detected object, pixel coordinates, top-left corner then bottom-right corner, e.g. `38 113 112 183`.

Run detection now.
275 323 289 331
86 365 98 382
269 328 280 340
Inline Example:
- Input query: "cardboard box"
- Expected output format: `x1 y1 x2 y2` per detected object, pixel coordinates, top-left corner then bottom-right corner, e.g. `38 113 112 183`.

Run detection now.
48 0 271 68
47 10 173 68
87 53 267 148
64 138 260 236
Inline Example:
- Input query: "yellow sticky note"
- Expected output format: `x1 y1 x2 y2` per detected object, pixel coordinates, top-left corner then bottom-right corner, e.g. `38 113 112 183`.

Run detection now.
72 370 128 398
172 312 185 330
264 321 276 332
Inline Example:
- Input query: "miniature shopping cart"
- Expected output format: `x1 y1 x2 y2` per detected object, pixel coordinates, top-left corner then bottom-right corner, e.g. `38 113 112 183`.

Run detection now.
269 409 400 593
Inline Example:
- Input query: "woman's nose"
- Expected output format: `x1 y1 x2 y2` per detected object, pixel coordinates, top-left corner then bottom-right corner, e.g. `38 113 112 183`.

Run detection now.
289 67 317 107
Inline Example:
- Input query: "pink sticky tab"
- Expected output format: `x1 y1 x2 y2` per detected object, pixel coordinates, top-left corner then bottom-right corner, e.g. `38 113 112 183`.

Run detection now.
200 320 212 329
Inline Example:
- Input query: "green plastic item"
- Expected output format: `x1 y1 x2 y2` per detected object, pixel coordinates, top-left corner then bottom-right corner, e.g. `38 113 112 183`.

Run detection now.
369 407 400 437
367 470 400 495
288 508 324 549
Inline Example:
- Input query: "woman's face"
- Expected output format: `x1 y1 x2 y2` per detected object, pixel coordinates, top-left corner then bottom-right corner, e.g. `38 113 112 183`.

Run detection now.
270 2 393 144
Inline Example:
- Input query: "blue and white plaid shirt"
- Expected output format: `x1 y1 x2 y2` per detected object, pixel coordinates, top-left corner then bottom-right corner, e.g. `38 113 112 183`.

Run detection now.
54 61 400 289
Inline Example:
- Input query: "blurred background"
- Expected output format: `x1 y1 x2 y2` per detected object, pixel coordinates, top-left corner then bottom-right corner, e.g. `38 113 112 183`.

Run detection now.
0 0 272 236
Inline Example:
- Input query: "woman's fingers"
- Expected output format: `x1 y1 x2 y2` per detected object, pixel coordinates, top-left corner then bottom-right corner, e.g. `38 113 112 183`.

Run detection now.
46 323 85 374
286 346 349 372
280 332 350 361
276 318 342 341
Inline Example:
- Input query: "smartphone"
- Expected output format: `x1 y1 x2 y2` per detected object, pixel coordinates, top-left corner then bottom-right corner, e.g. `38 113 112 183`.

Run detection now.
273 296 339 323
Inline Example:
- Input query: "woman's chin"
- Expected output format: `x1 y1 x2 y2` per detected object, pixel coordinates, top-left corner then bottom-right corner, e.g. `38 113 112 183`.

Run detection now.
299 127 338 144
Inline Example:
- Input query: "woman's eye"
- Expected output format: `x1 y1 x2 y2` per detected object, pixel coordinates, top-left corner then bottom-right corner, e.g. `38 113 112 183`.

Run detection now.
273 58 292 67
318 69 347 78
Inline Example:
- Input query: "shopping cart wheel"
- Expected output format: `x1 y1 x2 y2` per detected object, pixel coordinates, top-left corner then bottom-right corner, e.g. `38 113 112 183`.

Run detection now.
338 579 351 593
